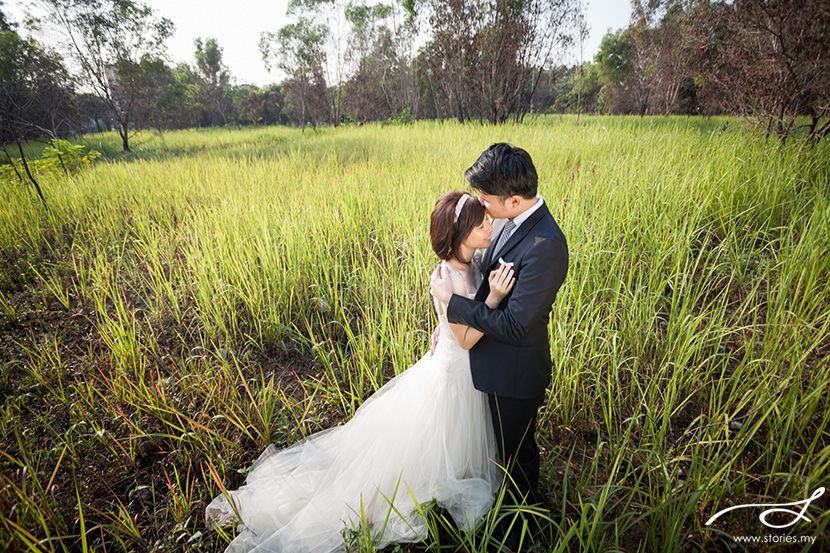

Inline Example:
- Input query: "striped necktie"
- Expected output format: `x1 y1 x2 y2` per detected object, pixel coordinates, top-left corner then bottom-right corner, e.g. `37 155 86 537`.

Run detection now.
492 218 516 259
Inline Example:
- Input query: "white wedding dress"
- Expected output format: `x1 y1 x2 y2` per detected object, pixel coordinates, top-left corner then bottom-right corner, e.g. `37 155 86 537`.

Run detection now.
206 261 500 552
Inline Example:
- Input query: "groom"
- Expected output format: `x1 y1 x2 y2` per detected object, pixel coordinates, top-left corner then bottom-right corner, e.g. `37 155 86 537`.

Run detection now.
431 143 568 533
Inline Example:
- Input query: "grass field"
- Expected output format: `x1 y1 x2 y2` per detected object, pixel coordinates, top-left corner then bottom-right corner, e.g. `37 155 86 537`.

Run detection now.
1 115 829 552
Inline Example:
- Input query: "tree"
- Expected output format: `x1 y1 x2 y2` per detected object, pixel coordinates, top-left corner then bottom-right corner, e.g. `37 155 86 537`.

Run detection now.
476 0 531 123
261 18 328 129
573 0 590 123
0 30 73 205
74 92 112 132
285 0 351 126
130 58 198 132
679 1 730 116
343 2 419 122
648 1 691 115
194 37 233 126
593 2 714 116
345 28 396 122
412 49 441 118
704 0 830 143
239 84 285 126
627 0 659 115
534 65 570 112
548 62 600 113
411 0 577 124
345 2 393 68
594 27 635 113
418 0 478 122
44 0 173 151
622 0 701 116
506 0 577 123
282 69 329 128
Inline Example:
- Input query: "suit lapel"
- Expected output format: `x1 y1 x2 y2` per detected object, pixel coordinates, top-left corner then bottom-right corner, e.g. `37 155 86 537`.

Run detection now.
482 218 507 269
485 203 550 272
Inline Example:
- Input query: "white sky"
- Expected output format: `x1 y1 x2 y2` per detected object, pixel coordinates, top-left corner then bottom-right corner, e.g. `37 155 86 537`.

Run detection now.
6 0 632 87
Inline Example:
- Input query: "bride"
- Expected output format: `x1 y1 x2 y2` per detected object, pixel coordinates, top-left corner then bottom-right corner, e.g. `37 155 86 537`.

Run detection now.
206 191 516 552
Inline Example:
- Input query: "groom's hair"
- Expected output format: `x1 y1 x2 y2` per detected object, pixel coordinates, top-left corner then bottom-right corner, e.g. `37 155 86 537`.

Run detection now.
431 191 487 262
464 143 538 200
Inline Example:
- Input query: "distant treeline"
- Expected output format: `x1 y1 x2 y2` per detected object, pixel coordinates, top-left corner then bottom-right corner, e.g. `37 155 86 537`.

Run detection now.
2 0 828 156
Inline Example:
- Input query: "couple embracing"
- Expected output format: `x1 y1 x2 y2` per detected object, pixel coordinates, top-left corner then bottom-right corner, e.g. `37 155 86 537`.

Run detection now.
207 143 569 552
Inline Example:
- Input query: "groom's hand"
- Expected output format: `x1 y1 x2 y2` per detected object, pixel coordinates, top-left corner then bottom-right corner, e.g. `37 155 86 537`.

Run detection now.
430 265 454 305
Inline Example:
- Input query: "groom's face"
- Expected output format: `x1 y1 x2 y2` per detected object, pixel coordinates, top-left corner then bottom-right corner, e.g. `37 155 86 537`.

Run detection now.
477 191 515 219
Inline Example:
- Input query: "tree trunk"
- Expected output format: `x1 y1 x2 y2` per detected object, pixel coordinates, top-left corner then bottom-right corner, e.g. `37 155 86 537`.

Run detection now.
119 120 130 152
49 136 70 176
776 102 787 140
14 137 47 208
301 90 306 134
803 116 830 147
1 143 25 184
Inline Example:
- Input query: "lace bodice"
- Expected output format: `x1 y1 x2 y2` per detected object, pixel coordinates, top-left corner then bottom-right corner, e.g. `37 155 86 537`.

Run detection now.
435 257 483 311
433 254 484 358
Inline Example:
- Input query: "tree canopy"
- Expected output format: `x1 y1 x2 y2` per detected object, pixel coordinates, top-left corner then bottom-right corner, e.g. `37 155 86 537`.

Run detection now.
0 0 824 143
44 0 174 150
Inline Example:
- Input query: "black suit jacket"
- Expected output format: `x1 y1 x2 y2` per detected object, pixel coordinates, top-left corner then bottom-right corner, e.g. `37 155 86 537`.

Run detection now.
446 202 568 399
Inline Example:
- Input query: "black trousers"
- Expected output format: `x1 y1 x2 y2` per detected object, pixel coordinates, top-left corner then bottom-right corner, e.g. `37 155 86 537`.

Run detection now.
488 392 546 504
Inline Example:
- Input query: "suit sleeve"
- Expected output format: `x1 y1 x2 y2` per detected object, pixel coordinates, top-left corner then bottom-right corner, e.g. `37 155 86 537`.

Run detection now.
446 236 567 343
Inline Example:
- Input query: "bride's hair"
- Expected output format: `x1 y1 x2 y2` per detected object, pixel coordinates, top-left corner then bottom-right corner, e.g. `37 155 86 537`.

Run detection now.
430 191 486 262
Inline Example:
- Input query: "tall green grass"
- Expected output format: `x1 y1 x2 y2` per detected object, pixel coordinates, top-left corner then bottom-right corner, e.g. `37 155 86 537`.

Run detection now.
1 116 828 552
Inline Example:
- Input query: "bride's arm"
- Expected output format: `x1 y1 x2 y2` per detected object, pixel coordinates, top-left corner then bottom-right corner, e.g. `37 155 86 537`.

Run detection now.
448 320 484 351
448 265 515 350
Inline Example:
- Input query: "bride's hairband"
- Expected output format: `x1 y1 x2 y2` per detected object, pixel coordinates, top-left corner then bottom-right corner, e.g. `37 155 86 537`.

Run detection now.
454 193 471 220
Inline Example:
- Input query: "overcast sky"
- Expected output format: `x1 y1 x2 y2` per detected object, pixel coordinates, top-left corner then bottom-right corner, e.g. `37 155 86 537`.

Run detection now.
6 0 632 87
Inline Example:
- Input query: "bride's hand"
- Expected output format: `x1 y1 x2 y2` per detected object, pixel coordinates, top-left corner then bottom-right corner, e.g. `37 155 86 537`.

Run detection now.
430 264 455 304
488 265 515 302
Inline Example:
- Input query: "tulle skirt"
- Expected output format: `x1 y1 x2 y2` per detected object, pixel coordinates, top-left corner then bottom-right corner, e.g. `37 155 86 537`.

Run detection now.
206 338 500 552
